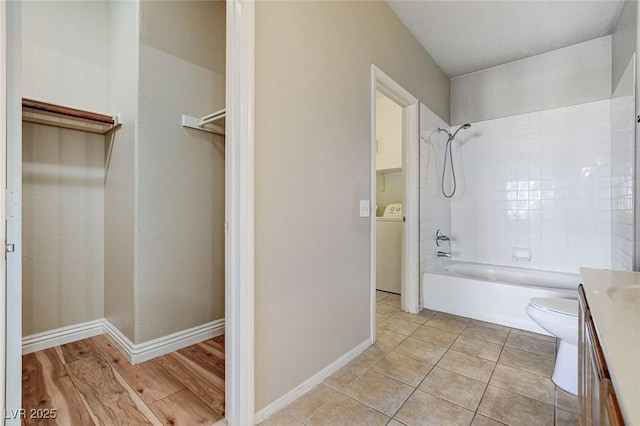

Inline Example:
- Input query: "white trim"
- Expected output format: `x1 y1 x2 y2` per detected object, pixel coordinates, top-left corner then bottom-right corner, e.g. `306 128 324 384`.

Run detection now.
21 319 224 366
22 319 104 355
254 339 371 424
370 64 421 335
103 319 225 365
0 1 7 417
226 1 255 424
5 3 22 424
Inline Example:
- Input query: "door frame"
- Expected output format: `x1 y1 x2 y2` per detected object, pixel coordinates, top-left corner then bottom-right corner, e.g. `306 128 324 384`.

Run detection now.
370 65 420 343
225 0 255 424
4 2 22 423
0 1 7 420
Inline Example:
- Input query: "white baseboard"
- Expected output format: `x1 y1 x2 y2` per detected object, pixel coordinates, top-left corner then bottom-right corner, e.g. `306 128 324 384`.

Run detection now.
254 339 371 424
22 318 225 365
103 318 225 365
22 319 104 355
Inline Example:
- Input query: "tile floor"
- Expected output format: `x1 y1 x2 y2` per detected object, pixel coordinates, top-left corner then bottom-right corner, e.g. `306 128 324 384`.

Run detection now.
259 291 578 426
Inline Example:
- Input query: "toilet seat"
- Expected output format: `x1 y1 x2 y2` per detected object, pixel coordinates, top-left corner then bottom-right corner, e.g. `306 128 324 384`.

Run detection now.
529 297 578 318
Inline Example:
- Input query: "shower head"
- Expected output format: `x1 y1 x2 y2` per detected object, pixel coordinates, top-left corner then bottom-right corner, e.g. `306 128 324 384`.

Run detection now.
450 123 471 140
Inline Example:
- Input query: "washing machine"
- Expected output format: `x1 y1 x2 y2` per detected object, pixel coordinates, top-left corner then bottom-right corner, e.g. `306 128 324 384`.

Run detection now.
376 203 402 294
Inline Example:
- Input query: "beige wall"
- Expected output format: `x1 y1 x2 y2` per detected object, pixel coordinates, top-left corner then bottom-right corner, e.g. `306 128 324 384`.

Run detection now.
22 123 105 335
254 1 450 411
104 0 138 340
135 0 225 342
451 36 612 125
22 1 107 112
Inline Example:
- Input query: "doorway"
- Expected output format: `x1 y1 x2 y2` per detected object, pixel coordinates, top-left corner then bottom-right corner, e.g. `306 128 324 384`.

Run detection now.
370 65 420 343
3 1 256 423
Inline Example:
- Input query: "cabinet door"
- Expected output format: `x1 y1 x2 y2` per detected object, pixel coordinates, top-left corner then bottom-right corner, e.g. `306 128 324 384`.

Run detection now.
578 285 625 426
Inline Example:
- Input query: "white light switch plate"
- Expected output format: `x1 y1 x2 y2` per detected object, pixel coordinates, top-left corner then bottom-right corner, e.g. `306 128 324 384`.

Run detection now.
359 200 370 217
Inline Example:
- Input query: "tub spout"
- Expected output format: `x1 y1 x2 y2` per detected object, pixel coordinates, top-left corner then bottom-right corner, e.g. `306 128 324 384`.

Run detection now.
437 251 451 258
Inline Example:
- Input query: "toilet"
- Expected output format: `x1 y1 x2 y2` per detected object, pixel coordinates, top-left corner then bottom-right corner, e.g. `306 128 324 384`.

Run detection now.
526 297 579 395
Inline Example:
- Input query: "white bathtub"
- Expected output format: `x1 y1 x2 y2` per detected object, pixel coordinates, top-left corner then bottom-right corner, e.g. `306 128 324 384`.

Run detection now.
423 261 580 334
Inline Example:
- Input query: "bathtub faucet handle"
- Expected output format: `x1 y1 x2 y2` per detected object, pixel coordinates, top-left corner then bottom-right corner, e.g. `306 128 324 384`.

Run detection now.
436 229 450 247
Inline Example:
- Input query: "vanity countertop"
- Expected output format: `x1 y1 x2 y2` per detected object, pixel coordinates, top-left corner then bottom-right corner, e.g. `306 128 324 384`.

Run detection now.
580 268 640 425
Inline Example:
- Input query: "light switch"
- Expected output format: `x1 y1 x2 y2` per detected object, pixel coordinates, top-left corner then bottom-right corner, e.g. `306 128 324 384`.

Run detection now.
359 200 370 217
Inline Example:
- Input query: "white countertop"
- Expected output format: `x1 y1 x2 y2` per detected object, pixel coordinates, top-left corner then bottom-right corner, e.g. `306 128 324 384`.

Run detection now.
580 268 640 425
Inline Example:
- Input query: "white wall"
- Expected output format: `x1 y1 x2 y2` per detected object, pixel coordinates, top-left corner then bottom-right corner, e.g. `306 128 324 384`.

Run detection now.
22 1 107 112
450 100 611 274
419 104 451 276
22 123 104 335
612 1 637 93
254 0 450 412
376 171 402 217
611 58 635 271
135 0 225 343
451 36 612 125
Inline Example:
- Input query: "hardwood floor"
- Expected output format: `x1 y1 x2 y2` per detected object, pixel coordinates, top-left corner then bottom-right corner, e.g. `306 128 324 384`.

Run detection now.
22 335 225 425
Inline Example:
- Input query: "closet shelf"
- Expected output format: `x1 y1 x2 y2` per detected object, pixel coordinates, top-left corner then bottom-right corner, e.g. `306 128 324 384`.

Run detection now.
22 98 121 135
181 107 225 135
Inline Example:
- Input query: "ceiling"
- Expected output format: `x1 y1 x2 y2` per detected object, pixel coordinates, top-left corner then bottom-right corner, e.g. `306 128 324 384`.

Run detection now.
387 1 625 78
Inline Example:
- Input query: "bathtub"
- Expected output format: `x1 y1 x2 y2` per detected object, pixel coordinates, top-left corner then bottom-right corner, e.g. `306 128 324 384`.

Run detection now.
423 261 580 334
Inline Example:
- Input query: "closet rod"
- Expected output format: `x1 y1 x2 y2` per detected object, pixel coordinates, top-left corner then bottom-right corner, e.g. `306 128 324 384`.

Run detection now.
22 98 116 125
198 108 226 126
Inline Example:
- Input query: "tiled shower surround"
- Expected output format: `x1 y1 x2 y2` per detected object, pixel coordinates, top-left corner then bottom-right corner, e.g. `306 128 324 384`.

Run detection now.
447 100 612 274
610 94 635 271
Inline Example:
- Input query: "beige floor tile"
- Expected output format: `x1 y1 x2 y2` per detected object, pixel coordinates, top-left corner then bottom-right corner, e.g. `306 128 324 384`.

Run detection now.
461 323 509 345
505 333 556 358
351 345 389 368
259 411 303 426
451 335 503 362
470 320 510 333
424 317 468 334
386 420 406 426
434 312 472 323
510 328 556 343
376 328 407 351
377 303 401 316
489 364 555 405
419 367 487 411
419 308 438 317
395 389 474 426
436 350 496 383
471 414 505 425
478 386 554 426
411 325 459 348
306 391 390 426
393 338 448 364
392 311 430 325
285 384 341 422
376 313 390 325
379 294 401 306
380 317 422 336
377 291 391 301
324 363 368 390
555 387 578 414
372 351 433 387
498 347 555 378
556 408 579 426
343 370 414 417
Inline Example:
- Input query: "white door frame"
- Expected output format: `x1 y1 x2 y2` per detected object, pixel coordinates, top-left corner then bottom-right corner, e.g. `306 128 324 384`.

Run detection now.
0 1 7 420
370 65 420 340
225 1 255 424
4 2 22 424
